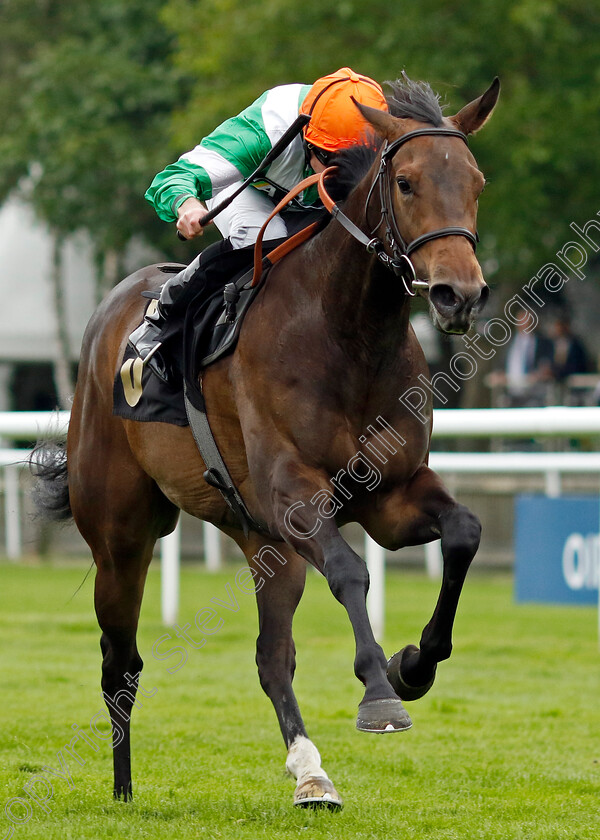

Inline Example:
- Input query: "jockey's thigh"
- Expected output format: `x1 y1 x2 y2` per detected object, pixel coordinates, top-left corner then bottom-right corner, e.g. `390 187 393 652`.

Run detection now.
206 183 287 249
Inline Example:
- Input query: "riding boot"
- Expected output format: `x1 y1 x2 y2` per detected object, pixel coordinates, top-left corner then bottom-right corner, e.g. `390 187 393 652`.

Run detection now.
127 256 203 382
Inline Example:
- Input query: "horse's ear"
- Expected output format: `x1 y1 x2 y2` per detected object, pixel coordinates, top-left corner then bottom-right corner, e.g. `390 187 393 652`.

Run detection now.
449 77 500 135
352 98 406 140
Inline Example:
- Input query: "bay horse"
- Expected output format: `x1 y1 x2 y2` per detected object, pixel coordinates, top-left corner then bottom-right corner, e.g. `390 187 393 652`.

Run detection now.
33 75 499 809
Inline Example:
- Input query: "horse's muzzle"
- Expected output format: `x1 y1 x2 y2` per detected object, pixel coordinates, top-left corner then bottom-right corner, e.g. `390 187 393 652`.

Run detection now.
428 282 489 334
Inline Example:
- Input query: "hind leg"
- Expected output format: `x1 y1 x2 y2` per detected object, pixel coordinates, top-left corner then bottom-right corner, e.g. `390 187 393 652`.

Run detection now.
231 532 343 809
69 417 178 799
91 501 177 799
94 538 156 800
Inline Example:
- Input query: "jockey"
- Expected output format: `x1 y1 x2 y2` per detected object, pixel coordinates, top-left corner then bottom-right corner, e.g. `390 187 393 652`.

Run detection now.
130 67 389 379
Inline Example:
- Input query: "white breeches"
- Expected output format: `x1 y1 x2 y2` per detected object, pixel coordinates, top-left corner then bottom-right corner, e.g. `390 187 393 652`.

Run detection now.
205 183 287 249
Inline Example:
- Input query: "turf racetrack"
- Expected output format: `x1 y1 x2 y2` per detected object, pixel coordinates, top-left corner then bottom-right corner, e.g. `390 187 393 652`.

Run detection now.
0 561 597 839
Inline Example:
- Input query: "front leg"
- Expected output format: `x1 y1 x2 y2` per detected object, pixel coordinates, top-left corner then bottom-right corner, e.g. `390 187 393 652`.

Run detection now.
375 465 481 699
269 457 412 734
225 528 343 808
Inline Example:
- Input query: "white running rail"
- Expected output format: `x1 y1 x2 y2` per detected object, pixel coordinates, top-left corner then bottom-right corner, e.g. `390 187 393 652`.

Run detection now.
2 409 600 633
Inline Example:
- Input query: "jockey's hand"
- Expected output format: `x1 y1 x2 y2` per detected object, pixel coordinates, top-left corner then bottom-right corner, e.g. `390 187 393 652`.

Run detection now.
176 197 207 240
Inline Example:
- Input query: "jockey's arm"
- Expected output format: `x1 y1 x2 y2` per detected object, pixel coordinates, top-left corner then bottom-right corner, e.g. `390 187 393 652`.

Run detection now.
144 155 241 226
145 93 275 229
145 85 307 233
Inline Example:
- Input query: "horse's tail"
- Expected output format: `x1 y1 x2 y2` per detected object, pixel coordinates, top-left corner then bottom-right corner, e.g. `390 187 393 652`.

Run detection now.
29 440 72 521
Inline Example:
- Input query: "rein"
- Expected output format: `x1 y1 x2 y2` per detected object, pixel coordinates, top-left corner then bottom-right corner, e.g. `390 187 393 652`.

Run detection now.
252 173 323 286
252 126 479 294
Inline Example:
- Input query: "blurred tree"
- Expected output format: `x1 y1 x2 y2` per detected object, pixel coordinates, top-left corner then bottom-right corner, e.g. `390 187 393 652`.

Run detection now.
0 0 191 279
0 0 191 399
0 0 598 305
162 0 600 293
3 0 598 292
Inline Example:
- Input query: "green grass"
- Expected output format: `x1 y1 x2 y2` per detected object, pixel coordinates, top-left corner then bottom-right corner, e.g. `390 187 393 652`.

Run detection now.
0 559 598 839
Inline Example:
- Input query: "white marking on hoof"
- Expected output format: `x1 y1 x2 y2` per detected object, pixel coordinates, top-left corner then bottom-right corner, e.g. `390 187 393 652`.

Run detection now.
286 736 329 784
286 736 343 808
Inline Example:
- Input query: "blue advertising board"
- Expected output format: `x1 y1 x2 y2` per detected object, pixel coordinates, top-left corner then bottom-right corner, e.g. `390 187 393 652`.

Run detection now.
515 495 599 605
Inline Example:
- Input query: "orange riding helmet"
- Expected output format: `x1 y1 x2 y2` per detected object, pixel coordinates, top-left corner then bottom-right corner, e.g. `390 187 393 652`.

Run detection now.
301 67 388 153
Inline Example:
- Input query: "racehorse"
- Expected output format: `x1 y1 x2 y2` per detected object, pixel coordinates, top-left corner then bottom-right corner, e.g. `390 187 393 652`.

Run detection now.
33 75 499 809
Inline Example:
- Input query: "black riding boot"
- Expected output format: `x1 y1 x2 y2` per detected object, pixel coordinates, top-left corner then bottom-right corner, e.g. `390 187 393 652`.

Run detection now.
128 239 242 382
127 254 206 382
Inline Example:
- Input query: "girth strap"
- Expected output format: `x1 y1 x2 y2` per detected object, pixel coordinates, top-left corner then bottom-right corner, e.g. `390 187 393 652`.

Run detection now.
183 383 266 538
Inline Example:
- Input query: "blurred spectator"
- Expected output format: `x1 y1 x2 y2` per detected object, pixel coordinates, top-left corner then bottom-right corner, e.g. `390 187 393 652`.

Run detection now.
549 314 589 381
488 308 553 406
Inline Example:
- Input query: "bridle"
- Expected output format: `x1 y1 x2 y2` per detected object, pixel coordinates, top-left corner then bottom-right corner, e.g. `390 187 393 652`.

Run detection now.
317 127 479 296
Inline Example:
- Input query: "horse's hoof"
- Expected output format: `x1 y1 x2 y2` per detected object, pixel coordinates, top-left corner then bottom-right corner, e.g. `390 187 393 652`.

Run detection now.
113 782 133 801
387 644 437 701
293 776 343 809
356 697 412 733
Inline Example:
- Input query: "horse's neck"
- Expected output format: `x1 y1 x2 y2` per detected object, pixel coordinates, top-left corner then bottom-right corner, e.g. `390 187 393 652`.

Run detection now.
315 179 412 358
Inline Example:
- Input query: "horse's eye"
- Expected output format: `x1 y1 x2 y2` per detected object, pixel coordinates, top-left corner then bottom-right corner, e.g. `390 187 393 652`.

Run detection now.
396 178 412 195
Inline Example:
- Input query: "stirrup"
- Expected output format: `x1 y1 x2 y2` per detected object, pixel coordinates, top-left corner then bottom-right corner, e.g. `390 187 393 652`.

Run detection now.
120 341 170 408
137 341 170 384
128 309 171 379
120 355 145 407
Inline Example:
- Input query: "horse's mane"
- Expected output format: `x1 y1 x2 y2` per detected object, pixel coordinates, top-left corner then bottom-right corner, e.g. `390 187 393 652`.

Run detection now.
325 144 379 203
324 73 445 202
385 73 445 126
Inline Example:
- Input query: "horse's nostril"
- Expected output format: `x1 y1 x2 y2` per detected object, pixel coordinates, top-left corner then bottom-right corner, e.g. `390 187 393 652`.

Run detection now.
474 284 490 312
429 283 462 317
